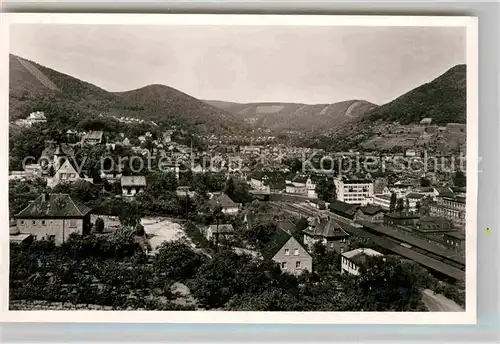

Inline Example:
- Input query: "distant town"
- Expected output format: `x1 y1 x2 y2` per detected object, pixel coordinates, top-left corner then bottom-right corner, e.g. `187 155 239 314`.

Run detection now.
9 109 466 312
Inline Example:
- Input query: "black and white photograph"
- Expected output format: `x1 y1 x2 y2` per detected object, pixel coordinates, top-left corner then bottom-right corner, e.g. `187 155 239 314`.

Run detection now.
1 14 478 323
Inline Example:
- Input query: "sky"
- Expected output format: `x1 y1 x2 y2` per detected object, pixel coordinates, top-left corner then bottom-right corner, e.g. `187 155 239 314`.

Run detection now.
10 24 466 105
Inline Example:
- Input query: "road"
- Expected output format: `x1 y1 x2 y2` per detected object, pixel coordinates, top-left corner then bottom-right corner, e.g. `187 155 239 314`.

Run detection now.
422 289 464 312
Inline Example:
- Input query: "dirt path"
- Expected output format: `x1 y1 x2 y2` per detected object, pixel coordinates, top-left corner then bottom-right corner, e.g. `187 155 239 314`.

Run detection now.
422 289 464 312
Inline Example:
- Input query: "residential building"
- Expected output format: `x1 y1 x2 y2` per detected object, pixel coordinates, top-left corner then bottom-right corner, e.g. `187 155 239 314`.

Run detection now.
430 195 466 227
15 111 47 127
176 186 197 198
285 174 308 195
387 183 413 198
121 176 147 197
263 230 312 275
341 248 383 276
159 161 180 180
403 192 427 212
14 193 92 245
47 159 93 188
306 175 323 199
205 224 234 243
354 205 385 223
303 215 349 253
371 194 392 210
40 142 75 168
81 131 104 145
249 171 285 193
334 177 374 204
208 193 241 215
241 145 261 154
163 130 174 143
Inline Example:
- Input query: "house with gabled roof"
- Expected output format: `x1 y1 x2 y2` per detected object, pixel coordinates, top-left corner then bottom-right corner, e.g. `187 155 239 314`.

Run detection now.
208 193 241 215
262 230 312 275
303 214 350 253
205 223 235 244
341 248 383 276
121 176 147 197
47 158 93 188
15 193 92 245
81 131 104 145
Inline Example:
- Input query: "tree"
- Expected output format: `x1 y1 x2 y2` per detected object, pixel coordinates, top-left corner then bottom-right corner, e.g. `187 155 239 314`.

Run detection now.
389 193 397 212
358 256 429 311
294 217 309 234
154 241 204 280
224 177 236 199
395 198 405 213
95 217 105 234
119 201 142 228
453 171 466 187
212 205 224 252
147 171 178 196
315 177 336 203
227 288 301 311
420 177 431 187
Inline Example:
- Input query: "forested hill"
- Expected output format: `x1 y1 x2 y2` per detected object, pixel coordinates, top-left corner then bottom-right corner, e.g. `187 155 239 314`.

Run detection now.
362 64 466 125
205 99 377 134
9 54 245 135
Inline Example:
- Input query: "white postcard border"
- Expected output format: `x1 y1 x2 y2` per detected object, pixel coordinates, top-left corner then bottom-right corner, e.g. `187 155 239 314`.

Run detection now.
0 13 478 324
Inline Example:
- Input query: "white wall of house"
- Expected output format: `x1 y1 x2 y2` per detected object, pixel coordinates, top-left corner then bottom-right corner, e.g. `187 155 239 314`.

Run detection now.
222 206 240 215
17 218 83 245
341 256 361 276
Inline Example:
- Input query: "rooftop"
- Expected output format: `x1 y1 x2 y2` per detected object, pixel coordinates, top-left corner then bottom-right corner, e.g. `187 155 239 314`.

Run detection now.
121 176 147 187
304 215 349 239
16 193 91 219
358 205 385 215
208 193 240 209
83 131 104 140
444 231 466 240
342 248 383 267
208 224 235 234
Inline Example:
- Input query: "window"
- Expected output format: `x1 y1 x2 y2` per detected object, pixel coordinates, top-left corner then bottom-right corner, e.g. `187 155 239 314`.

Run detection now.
68 219 77 228
48 235 56 242
293 248 299 256
32 220 36 225
69 173 76 178
20 220 24 225
281 262 287 269
32 235 38 240
41 220 46 226
60 173 67 179
296 261 302 269
284 249 290 256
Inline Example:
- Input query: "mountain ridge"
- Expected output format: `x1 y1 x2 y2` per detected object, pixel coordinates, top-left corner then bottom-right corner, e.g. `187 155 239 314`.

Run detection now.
9 54 244 135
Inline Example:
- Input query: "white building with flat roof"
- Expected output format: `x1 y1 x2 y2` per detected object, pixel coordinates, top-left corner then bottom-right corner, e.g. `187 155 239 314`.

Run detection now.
334 177 374 205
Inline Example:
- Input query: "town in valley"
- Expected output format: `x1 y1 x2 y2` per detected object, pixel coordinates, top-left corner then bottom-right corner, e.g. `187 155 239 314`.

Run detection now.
8 25 467 312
